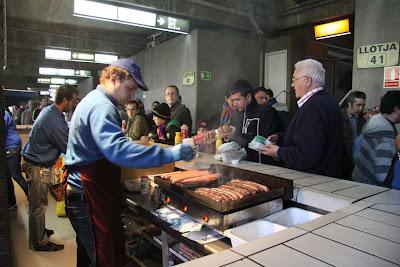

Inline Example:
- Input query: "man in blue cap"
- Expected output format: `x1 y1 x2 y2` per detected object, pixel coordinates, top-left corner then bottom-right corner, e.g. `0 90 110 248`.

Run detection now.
64 58 195 267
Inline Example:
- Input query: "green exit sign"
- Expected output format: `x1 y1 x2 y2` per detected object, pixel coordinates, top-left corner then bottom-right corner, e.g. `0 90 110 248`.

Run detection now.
200 71 212 80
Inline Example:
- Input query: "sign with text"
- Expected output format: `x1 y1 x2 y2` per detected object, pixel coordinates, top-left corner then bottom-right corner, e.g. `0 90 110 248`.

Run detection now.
383 66 400 88
183 71 195 85
156 15 189 33
357 42 399 68
200 71 212 81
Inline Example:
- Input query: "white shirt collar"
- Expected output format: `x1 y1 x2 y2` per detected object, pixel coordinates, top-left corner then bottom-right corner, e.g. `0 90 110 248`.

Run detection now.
297 87 324 108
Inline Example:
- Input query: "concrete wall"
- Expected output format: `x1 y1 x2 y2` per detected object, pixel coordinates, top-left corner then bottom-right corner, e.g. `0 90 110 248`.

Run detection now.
134 29 260 129
265 35 328 113
133 31 198 121
352 0 400 108
77 77 94 100
196 30 260 126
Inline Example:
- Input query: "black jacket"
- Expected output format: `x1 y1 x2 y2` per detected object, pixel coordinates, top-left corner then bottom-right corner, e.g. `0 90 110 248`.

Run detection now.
277 90 344 178
230 101 280 165
342 109 366 179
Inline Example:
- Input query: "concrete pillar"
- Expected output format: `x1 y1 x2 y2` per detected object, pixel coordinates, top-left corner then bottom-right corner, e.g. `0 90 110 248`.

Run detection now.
352 0 400 108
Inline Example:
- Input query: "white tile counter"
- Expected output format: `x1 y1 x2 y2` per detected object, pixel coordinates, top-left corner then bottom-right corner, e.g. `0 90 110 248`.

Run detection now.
176 155 399 267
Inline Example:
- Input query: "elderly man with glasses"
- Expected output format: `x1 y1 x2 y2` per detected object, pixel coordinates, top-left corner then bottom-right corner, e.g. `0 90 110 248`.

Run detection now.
261 59 344 178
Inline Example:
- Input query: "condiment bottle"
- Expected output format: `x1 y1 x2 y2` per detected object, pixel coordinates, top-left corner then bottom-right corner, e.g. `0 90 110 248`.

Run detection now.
215 131 223 152
181 124 189 139
175 132 181 145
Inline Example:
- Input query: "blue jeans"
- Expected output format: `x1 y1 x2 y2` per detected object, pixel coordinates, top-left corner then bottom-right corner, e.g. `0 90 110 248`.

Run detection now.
65 188 95 267
6 148 29 206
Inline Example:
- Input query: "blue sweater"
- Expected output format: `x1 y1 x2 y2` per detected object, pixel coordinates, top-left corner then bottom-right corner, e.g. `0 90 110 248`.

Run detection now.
22 104 69 166
277 90 344 178
5 111 22 150
65 86 180 189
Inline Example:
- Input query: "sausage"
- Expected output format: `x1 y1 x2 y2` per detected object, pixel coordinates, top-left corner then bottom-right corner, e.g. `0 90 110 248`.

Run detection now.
169 170 211 183
178 174 220 185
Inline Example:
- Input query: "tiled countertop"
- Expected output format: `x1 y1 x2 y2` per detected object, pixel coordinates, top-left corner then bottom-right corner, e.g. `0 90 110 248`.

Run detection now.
176 154 400 266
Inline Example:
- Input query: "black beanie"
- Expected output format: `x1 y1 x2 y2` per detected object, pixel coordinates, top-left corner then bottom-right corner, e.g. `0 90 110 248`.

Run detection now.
152 103 171 120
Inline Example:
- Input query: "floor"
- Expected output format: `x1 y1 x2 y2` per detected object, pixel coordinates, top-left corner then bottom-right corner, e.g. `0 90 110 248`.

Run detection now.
9 182 77 267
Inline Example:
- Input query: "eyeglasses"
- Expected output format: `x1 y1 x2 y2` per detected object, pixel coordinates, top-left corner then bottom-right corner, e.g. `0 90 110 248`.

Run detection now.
292 76 308 83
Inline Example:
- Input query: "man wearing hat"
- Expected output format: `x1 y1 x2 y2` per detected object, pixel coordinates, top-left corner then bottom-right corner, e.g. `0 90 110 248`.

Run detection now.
64 58 195 267
151 103 181 145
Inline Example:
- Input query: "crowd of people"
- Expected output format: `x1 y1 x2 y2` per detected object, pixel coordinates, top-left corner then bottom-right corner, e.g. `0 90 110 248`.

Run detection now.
4 57 400 266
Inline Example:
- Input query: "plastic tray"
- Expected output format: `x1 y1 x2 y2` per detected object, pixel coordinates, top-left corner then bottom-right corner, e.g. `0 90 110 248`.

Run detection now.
263 207 322 227
224 220 287 247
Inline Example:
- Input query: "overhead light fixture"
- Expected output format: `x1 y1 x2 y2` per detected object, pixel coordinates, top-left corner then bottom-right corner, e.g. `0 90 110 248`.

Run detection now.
73 0 189 34
45 48 118 64
95 53 118 64
37 77 77 85
37 78 51 84
314 19 351 40
49 84 60 89
39 67 91 77
45 49 72 60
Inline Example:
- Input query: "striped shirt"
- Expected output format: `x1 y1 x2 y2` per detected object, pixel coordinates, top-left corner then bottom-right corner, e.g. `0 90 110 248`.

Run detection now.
297 87 324 108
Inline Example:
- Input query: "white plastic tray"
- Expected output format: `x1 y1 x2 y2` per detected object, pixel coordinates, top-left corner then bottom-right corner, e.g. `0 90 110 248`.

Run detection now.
224 220 287 247
263 207 322 227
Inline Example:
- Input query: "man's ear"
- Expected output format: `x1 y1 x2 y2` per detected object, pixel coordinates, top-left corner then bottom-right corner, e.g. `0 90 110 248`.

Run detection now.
246 93 252 102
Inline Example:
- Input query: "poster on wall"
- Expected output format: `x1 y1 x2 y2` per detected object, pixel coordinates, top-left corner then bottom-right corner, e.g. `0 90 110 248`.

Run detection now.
183 71 195 85
383 66 400 88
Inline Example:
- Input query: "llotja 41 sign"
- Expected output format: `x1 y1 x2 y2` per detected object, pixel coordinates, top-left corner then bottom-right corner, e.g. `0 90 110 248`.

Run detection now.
357 42 399 69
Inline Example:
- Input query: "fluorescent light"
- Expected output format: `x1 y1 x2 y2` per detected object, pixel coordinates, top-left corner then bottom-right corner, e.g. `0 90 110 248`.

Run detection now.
315 19 350 40
49 84 60 89
40 91 50 95
58 68 76 76
39 67 58 75
74 0 117 20
95 53 118 64
316 32 351 40
73 0 189 34
65 79 77 85
75 70 91 77
37 78 51 84
118 7 156 26
51 78 66 84
39 67 91 77
45 49 71 60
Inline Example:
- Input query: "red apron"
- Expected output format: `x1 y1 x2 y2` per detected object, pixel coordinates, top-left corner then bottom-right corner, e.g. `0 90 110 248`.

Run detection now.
80 159 125 267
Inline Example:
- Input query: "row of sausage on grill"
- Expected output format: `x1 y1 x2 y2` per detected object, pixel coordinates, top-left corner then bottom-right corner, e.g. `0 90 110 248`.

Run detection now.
194 179 269 202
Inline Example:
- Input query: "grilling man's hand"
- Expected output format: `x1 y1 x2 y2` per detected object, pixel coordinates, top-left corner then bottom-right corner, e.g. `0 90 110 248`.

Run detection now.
170 144 196 162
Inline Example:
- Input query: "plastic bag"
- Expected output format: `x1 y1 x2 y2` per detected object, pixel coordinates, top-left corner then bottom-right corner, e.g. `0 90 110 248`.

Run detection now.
248 135 271 151
218 142 241 153
55 200 66 217
221 148 247 164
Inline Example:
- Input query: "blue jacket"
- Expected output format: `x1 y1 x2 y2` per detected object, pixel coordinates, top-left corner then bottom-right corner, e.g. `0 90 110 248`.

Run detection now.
22 104 68 166
65 86 182 189
5 111 22 150
277 90 344 178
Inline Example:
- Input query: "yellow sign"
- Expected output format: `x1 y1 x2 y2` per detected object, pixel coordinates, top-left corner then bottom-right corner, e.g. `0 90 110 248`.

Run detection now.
314 19 350 40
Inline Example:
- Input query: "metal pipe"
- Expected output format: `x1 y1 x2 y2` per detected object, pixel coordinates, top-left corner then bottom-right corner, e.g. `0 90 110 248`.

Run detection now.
339 89 353 106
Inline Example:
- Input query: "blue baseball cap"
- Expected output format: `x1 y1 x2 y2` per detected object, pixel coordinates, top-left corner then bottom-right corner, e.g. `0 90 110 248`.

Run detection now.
110 58 149 91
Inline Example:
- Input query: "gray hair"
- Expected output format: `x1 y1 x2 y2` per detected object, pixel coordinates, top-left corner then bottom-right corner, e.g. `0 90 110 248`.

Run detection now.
294 59 325 88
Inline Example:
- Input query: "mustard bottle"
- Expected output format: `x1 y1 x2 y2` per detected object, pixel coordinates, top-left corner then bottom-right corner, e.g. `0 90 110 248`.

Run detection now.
215 131 223 152
175 132 181 145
